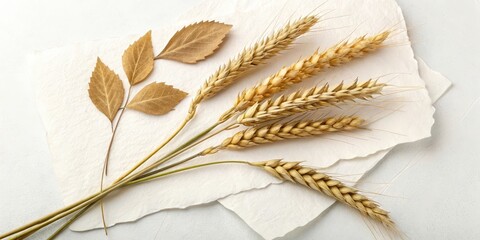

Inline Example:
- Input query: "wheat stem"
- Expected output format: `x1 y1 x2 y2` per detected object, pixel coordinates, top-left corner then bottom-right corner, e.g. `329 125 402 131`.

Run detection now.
129 160 251 185
112 120 219 185
46 204 93 240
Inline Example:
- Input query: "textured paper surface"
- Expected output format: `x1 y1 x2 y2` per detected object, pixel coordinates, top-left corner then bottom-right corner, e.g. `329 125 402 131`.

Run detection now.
417 58 452 103
219 58 452 240
34 0 435 231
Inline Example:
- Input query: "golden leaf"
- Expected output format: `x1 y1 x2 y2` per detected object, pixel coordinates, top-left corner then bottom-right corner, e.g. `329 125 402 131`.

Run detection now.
88 58 125 122
156 21 232 63
127 82 187 115
122 31 154 85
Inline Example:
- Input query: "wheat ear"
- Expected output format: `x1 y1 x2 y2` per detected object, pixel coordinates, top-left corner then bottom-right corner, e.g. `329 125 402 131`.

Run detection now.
237 79 384 125
202 116 363 155
188 15 319 118
251 159 395 229
232 31 390 111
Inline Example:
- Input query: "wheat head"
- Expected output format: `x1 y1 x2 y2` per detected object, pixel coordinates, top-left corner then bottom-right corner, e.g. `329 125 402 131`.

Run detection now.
237 79 384 125
251 159 395 229
188 15 319 119
202 116 363 155
232 31 390 112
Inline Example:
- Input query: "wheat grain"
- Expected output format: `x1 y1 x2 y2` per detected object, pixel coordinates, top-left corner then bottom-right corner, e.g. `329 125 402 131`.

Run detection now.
188 15 319 118
251 159 395 229
237 79 384 125
233 31 390 111
202 116 363 155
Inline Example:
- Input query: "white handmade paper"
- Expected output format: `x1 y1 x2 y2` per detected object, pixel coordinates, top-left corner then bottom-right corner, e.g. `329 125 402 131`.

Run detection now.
34 0 436 231
417 58 452 103
218 58 452 240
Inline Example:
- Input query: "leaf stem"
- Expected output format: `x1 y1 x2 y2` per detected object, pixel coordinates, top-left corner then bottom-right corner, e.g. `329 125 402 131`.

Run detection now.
103 86 133 176
99 85 133 236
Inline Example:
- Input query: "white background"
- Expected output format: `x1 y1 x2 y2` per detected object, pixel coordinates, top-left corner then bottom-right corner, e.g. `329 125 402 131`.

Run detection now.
0 0 479 239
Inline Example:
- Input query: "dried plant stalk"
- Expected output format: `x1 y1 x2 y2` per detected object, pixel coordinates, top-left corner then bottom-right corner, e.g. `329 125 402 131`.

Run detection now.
203 116 363 155
237 79 384 125
232 31 390 112
189 15 319 118
251 159 395 229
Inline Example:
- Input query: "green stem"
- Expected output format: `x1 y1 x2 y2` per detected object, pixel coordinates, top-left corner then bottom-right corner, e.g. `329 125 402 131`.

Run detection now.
135 153 201 180
47 160 249 240
47 204 93 240
129 160 250 185
112 121 220 184
140 122 236 178
5 112 234 239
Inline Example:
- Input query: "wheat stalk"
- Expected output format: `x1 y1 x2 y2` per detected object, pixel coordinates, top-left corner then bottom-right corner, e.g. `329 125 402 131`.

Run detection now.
189 15 319 118
203 116 363 155
237 79 384 125
231 31 390 112
251 159 395 229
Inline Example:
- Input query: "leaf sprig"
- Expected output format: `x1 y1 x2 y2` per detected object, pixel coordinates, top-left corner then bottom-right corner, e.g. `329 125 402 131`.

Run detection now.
89 21 232 120
86 21 232 235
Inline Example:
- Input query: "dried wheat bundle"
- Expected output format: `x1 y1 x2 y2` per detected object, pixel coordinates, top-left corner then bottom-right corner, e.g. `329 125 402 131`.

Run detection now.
232 31 390 111
237 79 384 125
0 10 405 239
203 116 363 155
251 159 395 229
189 15 319 117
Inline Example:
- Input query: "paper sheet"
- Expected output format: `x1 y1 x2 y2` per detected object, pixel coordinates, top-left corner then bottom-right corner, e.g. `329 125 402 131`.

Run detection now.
417 58 452 103
33 0 436 231
218 58 452 240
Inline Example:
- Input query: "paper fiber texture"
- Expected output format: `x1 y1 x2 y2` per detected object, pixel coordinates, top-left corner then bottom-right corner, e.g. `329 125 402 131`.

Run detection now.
33 0 437 231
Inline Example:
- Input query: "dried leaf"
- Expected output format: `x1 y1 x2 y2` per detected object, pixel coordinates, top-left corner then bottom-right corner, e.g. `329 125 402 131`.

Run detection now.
88 58 125 122
156 21 232 63
122 31 154 85
127 82 187 115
